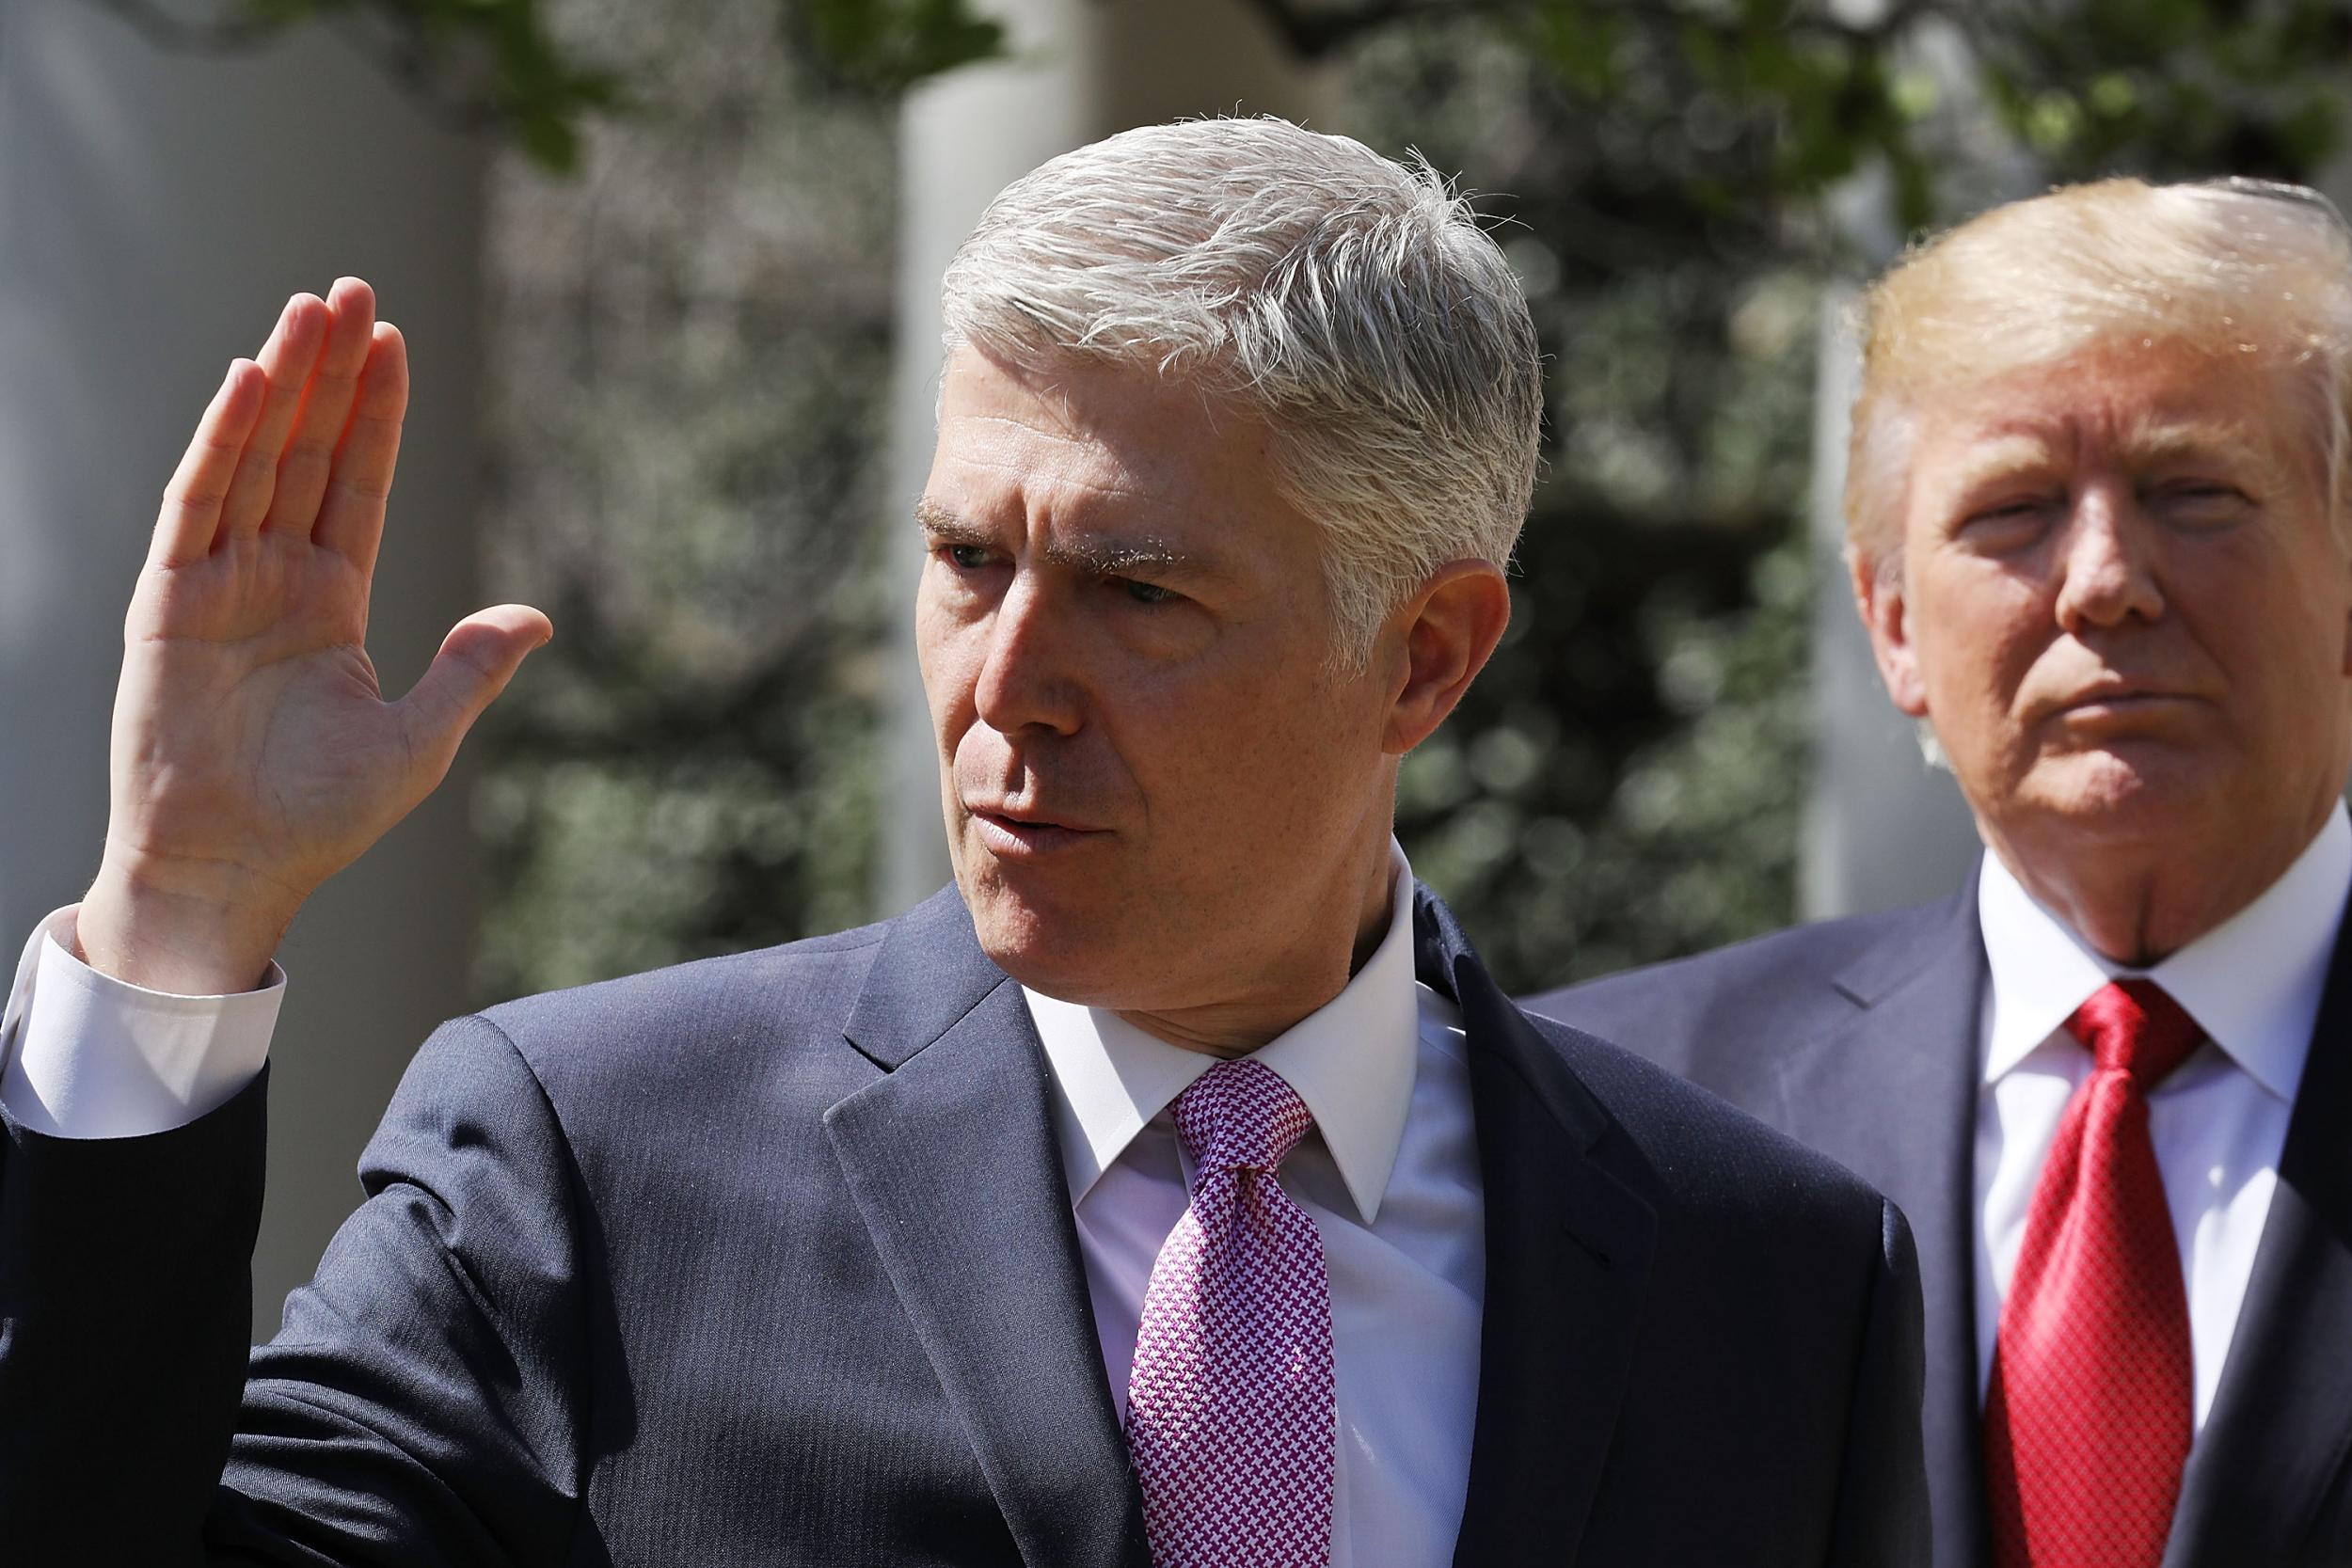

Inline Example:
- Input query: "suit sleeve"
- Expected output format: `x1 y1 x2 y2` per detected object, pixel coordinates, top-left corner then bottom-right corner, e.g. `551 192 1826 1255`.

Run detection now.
0 1015 594 1566
1823 1196 1932 1567
0 1062 269 1559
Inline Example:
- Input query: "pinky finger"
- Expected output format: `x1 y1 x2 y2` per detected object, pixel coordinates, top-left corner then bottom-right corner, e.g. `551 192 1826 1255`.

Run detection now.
151 360 266 568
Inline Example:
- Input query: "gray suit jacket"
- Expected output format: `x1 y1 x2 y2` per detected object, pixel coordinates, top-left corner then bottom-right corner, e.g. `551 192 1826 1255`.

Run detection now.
0 883 1930 1564
1529 872 2352 1567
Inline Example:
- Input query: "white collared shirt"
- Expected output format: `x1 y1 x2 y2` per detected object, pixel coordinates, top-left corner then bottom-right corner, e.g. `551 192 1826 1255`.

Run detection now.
1974 801 2352 1428
1025 843 1484 1568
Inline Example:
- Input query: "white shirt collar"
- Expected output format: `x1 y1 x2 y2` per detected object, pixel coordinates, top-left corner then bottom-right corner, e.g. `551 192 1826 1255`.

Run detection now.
1979 800 2352 1101
1023 842 1422 1225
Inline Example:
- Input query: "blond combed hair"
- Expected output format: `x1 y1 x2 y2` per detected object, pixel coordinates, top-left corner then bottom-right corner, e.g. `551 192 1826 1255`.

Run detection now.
941 116 1543 667
1846 177 2352 577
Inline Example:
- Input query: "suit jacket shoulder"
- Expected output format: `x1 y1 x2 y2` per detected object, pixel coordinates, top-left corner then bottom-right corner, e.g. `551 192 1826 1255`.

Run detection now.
1519 1006 1897 1231
1523 891 1973 1101
1520 884 1996 1568
474 914 893 1080
1415 885 1931 1565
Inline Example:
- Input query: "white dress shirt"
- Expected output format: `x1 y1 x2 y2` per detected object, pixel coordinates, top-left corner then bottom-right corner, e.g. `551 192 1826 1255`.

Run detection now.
1027 845 1483 1568
0 847 1486 1567
0 905 283 1138
1974 801 2352 1430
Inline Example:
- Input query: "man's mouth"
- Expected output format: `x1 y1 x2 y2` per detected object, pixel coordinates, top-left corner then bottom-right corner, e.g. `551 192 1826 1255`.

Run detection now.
2038 681 2213 736
965 805 1107 857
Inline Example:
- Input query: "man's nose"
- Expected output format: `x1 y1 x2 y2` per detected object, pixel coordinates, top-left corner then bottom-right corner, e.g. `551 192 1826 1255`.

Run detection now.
972 573 1084 736
2053 487 2166 632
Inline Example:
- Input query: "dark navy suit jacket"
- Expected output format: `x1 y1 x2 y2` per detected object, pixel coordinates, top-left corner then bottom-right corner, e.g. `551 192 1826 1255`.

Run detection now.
1529 873 2352 1568
2 884 1929 1564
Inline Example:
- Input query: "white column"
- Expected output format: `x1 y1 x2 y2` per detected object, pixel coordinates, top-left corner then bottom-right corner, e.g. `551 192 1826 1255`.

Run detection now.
880 0 1334 914
0 0 486 1337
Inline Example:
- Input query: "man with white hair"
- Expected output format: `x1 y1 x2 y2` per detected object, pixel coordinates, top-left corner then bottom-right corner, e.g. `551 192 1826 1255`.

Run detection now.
0 119 1925 1563
1534 178 2352 1568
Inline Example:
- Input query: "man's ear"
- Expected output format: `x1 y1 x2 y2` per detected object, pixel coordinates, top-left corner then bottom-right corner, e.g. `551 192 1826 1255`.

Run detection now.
1851 545 1929 718
1382 561 1512 755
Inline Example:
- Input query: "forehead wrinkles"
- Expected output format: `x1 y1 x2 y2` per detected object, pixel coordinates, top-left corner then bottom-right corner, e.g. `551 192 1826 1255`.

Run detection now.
946 441 1215 539
1931 362 2296 485
946 388 1236 510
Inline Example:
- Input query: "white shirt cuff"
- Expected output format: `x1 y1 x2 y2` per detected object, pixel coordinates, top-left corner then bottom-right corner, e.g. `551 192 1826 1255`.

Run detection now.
0 906 283 1138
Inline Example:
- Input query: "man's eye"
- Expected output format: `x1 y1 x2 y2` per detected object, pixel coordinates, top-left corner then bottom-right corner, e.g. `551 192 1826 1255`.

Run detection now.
1120 578 1183 607
1958 499 2056 546
2150 482 2250 524
941 543 995 570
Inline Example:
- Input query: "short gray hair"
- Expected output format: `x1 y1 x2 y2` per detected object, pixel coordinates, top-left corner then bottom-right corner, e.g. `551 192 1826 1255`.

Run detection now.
941 116 1543 665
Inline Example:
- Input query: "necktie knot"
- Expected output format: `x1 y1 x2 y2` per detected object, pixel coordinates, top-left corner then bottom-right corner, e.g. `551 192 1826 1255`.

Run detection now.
2065 978 2201 1086
1174 1058 1314 1180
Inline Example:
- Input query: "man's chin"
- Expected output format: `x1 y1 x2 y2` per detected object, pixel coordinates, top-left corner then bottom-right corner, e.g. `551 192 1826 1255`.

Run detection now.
2010 748 2222 842
959 875 1121 997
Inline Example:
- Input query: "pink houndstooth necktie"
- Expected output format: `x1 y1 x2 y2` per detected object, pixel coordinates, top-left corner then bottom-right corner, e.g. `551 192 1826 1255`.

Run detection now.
1124 1056 1335 1568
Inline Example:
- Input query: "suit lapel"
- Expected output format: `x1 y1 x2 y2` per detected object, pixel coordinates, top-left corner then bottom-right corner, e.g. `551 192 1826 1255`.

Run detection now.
1774 881 1989 1568
824 890 1151 1568
1417 888 1660 1567
2166 906 2352 1568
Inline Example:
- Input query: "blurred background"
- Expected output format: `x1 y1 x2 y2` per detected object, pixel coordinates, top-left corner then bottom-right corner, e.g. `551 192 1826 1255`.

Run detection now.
5 0 2350 1334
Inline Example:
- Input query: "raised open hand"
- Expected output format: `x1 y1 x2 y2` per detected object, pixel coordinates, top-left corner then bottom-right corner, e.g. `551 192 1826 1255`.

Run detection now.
79 279 550 993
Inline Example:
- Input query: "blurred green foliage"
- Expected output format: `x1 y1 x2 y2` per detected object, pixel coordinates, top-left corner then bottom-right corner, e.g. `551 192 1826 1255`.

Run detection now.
162 0 2352 215
112 0 2352 994
469 0 897 995
790 0 1003 93
1346 3 2351 985
1345 22 1834 985
470 0 2352 996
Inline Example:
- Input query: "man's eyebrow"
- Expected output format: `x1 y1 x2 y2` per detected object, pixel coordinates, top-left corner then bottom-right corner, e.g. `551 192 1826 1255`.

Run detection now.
914 499 1232 583
914 499 986 544
2116 416 2262 463
1941 433 2058 489
1048 535 1221 582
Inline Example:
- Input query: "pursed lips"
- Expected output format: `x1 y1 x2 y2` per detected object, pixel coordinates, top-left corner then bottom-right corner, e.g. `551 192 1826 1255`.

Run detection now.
964 802 1110 856
2055 683 2201 710
2037 682 2210 728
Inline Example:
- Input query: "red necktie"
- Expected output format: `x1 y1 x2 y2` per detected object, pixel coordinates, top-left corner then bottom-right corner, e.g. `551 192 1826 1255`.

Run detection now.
1985 978 2202 1567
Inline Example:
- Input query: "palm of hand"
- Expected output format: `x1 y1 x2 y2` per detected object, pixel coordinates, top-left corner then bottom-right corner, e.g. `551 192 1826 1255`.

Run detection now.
115 539 409 903
85 279 548 990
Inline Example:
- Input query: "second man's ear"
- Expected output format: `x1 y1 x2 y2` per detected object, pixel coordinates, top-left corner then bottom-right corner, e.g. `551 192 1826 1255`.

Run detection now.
1851 549 1929 718
1383 561 1512 756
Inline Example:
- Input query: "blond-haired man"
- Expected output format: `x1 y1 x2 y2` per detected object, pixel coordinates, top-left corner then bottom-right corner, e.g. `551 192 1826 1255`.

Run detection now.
1535 178 2352 1568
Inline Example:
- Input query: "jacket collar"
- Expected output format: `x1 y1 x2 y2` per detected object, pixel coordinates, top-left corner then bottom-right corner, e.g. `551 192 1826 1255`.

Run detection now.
1415 883 1661 1566
833 880 1661 1568
830 886 1152 1568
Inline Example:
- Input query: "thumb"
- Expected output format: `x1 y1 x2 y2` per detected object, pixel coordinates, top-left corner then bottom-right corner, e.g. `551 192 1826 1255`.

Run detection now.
394 603 553 783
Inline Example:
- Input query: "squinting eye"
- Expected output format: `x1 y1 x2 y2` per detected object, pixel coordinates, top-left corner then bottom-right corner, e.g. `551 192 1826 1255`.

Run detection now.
942 543 994 570
1121 578 1183 607
1958 499 2056 547
2153 482 2250 521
